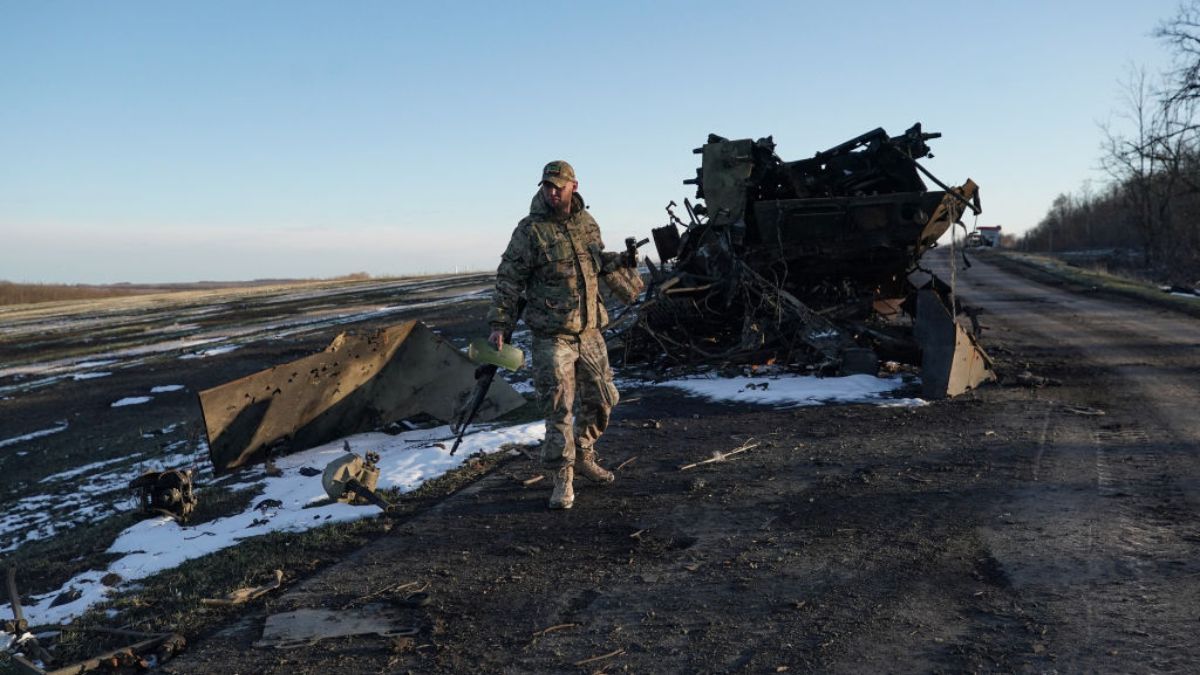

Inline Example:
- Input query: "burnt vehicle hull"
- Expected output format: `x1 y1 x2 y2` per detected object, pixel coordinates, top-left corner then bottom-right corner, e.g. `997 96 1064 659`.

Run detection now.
618 124 993 398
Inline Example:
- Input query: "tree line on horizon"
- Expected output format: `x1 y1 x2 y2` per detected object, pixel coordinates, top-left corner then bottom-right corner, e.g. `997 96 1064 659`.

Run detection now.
1018 1 1200 286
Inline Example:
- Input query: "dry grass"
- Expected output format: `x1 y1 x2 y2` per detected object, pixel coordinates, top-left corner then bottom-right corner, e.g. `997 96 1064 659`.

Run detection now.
0 273 386 307
0 281 153 306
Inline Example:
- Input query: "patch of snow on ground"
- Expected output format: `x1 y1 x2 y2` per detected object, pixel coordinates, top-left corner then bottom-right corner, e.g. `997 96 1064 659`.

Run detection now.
650 373 926 408
72 372 112 381
150 385 185 393
75 360 118 368
111 396 152 407
1170 291 1200 300
0 422 69 449
179 344 240 359
19 421 545 625
38 455 132 484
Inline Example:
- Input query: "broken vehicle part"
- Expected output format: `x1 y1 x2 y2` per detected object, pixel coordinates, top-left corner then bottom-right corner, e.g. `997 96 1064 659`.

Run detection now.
5 568 27 636
322 445 393 511
616 124 993 398
10 630 185 675
254 607 417 649
6 569 183 674
199 321 527 474
129 468 197 522
913 288 996 398
4 569 52 666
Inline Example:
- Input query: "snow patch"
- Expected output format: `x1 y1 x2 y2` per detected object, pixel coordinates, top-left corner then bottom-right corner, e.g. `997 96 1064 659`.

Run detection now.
650 373 924 408
18 421 544 625
72 372 112 381
111 397 152 407
0 422 69 449
179 344 240 359
150 385 185 393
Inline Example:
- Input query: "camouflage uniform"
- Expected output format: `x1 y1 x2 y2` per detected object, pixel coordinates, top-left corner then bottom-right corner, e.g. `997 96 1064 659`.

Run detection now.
488 167 641 470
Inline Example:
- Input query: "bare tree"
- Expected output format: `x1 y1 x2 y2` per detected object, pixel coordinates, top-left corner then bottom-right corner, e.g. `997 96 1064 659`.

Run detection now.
1156 1 1200 104
1099 67 1164 265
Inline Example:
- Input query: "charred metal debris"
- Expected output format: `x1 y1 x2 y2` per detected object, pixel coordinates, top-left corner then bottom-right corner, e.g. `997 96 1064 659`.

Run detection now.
5 568 186 674
609 123 995 398
128 468 197 522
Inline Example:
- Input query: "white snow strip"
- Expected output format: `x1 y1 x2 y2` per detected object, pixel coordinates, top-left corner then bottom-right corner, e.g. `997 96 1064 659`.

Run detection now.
0 422 69 449
111 397 152 407
72 372 112 381
75 360 118 368
39 455 135 484
179 344 240 360
149 385 185 393
1169 291 1200 300
650 373 925 408
19 421 545 625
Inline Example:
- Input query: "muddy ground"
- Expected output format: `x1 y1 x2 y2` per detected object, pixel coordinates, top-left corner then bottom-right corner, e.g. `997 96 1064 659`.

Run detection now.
5 254 1200 673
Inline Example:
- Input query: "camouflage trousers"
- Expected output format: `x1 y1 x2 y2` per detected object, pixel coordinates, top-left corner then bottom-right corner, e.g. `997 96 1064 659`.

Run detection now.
532 328 619 468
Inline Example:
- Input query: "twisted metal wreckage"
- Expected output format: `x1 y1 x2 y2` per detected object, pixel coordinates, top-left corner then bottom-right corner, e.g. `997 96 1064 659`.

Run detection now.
193 123 994 480
611 123 995 399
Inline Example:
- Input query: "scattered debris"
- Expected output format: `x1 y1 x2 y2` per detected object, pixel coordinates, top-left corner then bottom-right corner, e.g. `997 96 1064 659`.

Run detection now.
612 125 995 399
531 623 578 638
298 466 322 477
129 468 197 522
200 569 285 607
6 569 185 673
680 439 761 471
322 444 393 511
10 630 186 675
1014 370 1062 387
615 456 638 471
199 321 527 474
573 648 626 667
254 607 418 649
339 580 421 611
521 474 545 487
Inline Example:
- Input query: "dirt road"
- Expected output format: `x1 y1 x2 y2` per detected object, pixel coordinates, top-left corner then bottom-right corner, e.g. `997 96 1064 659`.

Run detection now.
148 251 1200 673
955 250 1200 672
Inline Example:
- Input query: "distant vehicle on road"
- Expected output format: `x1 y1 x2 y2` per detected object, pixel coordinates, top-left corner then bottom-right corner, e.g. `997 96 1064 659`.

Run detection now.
968 225 1002 247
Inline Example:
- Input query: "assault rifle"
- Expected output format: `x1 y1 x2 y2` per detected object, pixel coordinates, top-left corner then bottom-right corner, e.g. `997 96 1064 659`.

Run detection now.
450 298 526 455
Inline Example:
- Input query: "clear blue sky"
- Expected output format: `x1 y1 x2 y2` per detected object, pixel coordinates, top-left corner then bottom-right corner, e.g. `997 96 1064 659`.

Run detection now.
0 1 1179 283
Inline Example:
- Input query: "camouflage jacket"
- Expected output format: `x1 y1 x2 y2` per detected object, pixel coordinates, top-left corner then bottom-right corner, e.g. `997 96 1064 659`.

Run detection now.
488 192 631 336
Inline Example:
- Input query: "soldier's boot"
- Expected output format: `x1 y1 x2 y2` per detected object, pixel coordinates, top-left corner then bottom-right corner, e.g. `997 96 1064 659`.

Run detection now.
549 465 574 510
575 447 615 484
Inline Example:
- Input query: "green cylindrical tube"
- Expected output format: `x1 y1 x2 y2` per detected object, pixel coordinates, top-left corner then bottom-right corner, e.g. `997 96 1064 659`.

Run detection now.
467 338 525 371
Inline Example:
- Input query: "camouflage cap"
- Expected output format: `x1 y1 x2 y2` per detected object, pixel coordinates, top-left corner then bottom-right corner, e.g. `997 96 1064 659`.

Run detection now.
539 160 576 188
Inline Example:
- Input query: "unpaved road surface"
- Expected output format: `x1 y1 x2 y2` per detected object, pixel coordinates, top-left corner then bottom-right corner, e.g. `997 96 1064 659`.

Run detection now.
152 252 1200 674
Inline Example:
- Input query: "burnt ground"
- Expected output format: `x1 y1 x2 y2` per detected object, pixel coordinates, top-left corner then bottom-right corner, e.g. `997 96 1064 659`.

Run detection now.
6 257 1200 673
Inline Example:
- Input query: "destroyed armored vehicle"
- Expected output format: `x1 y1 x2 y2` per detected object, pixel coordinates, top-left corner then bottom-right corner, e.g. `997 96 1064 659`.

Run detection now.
616 123 993 398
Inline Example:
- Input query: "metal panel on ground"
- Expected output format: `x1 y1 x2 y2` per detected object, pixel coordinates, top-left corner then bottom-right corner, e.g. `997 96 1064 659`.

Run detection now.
199 321 527 474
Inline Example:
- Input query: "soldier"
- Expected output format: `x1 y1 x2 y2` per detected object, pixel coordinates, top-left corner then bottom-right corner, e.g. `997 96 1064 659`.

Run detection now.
488 160 642 510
